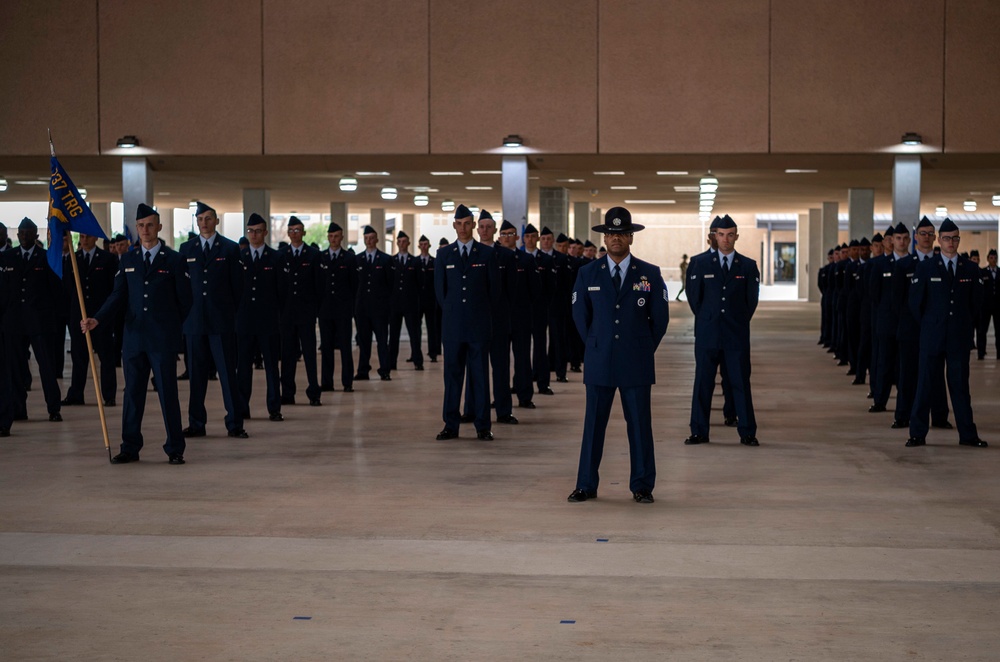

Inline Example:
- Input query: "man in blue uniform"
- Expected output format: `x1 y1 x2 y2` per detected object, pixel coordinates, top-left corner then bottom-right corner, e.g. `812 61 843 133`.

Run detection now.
416 235 439 363
0 251 12 436
906 219 986 448
978 248 998 360
237 214 286 421
435 205 500 441
354 225 394 381
279 216 324 405
568 207 669 503
179 201 247 439
522 224 554 395
868 225 905 413
543 228 571 384
81 204 192 464
499 219 539 409
684 214 761 447
388 230 424 371
62 233 118 407
1 218 64 422
318 221 358 391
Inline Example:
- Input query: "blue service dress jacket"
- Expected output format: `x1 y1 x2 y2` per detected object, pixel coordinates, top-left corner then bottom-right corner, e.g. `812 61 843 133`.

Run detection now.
0 247 64 336
179 234 244 335
237 245 286 335
434 240 500 343
94 242 192 355
909 255 983 353
686 250 760 351
571 256 670 388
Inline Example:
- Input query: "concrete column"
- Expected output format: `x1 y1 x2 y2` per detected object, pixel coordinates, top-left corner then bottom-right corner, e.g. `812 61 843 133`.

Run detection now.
158 210 174 246
807 208 823 302
589 208 603 247
502 155 529 231
892 155 921 227
848 188 875 240
796 213 809 300
121 156 153 241
243 189 270 233
572 202 590 241
370 208 386 251
764 224 773 286
89 202 111 238
400 213 416 245
539 187 569 236
822 202 839 253
329 202 348 228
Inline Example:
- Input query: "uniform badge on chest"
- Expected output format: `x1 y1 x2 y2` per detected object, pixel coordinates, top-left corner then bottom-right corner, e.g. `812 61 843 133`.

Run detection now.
637 297 646 307
633 275 651 292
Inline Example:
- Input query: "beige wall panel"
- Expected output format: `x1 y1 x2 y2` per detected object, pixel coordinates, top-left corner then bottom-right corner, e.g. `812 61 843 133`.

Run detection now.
599 0 770 154
429 0 597 154
263 0 429 154
770 0 944 153
0 1 99 155
99 0 262 155
943 0 1000 152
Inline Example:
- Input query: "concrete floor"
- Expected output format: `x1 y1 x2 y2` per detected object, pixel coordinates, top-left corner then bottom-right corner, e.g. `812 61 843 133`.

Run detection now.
2 302 999 661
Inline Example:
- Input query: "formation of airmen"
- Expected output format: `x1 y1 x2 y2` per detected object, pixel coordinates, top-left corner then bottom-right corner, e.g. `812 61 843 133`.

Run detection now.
817 217 996 449
0 203 608 459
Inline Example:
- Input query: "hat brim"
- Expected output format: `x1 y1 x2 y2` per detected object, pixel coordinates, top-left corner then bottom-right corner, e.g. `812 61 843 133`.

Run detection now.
592 223 644 234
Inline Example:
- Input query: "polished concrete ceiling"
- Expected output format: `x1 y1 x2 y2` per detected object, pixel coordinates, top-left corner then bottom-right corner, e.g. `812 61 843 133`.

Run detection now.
1 152 999 220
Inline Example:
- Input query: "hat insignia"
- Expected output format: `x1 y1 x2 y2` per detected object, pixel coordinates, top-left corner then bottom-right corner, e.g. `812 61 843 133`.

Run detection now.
612 217 622 227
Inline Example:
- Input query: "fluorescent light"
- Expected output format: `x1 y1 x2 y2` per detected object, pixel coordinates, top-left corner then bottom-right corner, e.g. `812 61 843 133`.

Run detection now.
78 188 87 199
699 204 714 212
624 199 676 204
609 186 637 190
430 171 464 176
699 174 719 193
470 170 502 175
469 206 480 214
785 169 818 174
414 194 429 207
380 186 398 200
992 194 1000 207
441 199 455 211
935 205 947 216
188 200 198 212
963 199 977 211
0 178 8 191
14 180 48 185
502 134 523 148
355 171 390 176
556 178 585 183
673 186 700 193
338 177 358 192
405 186 439 193
656 171 689 176
699 192 716 201
593 171 625 176
465 186 493 190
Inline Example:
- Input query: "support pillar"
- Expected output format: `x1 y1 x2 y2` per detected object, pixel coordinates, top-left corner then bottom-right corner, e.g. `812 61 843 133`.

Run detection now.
589 208 603 247
400 213 416 246
848 188 875 240
807 208 823 302
89 202 111 239
892 155 921 228
502 155 529 232
370 208 386 251
329 202 348 228
539 187 569 237
122 156 153 242
821 202 839 254
796 214 809 299
572 202 590 242
243 189 271 234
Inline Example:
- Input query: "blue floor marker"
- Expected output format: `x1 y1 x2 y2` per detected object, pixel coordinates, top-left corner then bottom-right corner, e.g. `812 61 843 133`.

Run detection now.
596 538 609 542
293 616 312 620
560 620 576 624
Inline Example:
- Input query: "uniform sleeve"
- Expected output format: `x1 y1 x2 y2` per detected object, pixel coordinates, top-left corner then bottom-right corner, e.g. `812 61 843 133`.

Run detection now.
434 249 446 307
175 256 193 322
908 266 925 323
94 260 128 325
747 260 761 318
228 243 244 308
571 268 590 340
650 269 670 349
686 259 702 315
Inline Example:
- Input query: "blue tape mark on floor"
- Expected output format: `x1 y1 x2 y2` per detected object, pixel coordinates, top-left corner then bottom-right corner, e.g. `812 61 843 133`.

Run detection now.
596 538 609 542
560 620 576 624
293 616 312 620
610 482 620 485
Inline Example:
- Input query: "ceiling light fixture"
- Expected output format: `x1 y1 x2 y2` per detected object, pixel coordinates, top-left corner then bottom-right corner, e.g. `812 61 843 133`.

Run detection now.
414 194 429 207
116 135 139 148
556 178 585 183
935 205 947 216
470 170 502 175
430 171 464 176
441 199 455 212
355 171 390 176
380 186 398 201
188 200 198 213
609 186 637 190
624 199 676 204
593 171 625 176
673 186 700 193
699 192 716 201
992 193 1000 207
469 205 480 215
465 186 493 191
656 171 689 176
785 169 818 174
699 173 719 193
502 134 523 148
901 132 922 146
338 177 358 192
78 188 87 199
963 199 976 212
0 177 7 192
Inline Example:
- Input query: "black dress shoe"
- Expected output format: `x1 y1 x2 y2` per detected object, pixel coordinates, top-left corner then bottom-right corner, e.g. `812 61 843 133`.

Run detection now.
430 356 438 363
182 427 206 438
851 378 865 385
684 435 709 445
228 429 249 439
477 430 494 441
415 365 424 371
959 438 988 448
740 436 760 447
868 404 886 413
103 399 116 407
518 401 536 409
436 428 458 440
567 489 596 502
866 392 874 399
723 417 738 427
168 454 185 465
379 374 392 381
905 437 926 447
846 369 857 376
837 360 848 366
343 386 354 393
633 491 654 504
178 371 189 380
309 399 322 406
932 421 953 430
538 387 554 395
110 452 139 464
555 376 569 383
459 413 475 423
269 412 284 421
354 373 370 381
497 414 519 424
570 365 582 373
60 397 84 406
280 397 296 405
890 420 909 429
48 413 62 422
0 428 10 437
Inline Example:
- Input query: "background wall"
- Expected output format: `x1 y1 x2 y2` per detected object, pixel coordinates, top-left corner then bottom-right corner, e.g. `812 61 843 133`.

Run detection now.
1 0 998 157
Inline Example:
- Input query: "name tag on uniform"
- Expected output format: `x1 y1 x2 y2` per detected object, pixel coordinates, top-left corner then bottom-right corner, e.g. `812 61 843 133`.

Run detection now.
446 264 456 269
883 272 892 277
930 277 942 282
215 257 226 261
704 274 715 279
588 286 601 291
905 273 914 278
125 267 135 272
187 257 197 262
